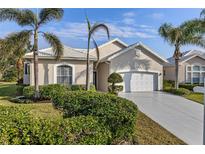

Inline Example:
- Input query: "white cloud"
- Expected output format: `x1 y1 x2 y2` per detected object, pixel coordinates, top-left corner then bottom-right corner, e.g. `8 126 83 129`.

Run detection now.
122 18 135 25
123 11 136 18
150 13 164 20
50 20 157 41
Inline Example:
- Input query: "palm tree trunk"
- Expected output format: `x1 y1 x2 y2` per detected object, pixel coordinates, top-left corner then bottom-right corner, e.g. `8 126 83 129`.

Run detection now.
86 39 90 91
33 29 40 99
86 49 90 91
175 58 179 89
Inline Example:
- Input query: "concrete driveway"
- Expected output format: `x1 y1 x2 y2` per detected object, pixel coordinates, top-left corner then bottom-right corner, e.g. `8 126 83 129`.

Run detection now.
119 91 204 145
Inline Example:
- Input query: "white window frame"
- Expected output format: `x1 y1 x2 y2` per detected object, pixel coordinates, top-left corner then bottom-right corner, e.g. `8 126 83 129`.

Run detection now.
53 63 75 84
186 64 205 84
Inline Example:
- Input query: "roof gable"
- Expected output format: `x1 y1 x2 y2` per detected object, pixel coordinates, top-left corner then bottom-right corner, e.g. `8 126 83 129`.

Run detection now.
104 42 168 63
90 38 128 59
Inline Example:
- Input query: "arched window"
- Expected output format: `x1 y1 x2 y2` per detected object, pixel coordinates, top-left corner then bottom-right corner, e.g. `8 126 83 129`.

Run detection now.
57 65 73 85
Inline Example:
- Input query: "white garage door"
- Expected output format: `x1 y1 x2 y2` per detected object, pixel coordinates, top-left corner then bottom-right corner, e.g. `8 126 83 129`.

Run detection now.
121 72 158 92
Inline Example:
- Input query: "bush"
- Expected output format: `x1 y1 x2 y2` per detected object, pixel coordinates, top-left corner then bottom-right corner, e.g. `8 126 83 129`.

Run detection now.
16 84 28 96
51 91 138 143
0 106 111 145
164 88 191 96
179 84 203 91
163 80 174 90
108 72 123 95
108 85 123 94
2 67 18 82
23 84 70 100
71 84 96 92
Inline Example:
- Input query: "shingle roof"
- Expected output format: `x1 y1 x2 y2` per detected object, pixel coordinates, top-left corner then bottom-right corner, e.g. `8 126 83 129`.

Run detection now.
167 50 205 64
24 45 96 60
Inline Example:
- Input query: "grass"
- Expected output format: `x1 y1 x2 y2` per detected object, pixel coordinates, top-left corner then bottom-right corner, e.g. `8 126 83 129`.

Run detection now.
0 82 185 145
136 111 185 145
185 92 204 104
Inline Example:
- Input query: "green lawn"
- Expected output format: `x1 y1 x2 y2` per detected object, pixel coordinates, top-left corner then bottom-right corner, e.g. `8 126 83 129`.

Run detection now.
185 92 204 104
0 82 185 145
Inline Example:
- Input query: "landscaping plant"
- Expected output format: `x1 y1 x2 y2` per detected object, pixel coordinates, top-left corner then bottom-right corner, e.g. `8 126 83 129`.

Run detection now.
51 91 138 144
0 106 111 145
108 72 123 95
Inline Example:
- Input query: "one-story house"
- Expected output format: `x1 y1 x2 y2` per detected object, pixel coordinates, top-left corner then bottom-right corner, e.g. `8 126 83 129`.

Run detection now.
164 50 205 84
23 38 168 92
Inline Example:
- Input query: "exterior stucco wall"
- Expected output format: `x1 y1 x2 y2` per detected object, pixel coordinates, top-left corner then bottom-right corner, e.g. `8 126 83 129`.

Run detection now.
90 41 125 59
97 62 109 92
109 46 164 90
164 65 185 83
164 56 205 83
29 59 93 86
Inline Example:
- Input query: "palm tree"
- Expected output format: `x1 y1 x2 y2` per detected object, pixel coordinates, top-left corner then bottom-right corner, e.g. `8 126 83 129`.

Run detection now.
159 20 205 89
0 8 64 99
200 9 205 19
85 16 110 90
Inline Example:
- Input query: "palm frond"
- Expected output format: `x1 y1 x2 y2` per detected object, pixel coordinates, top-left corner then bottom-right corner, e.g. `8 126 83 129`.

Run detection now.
42 32 63 60
89 23 110 40
4 30 33 52
158 23 178 45
200 9 205 19
92 38 100 70
183 34 205 48
86 15 91 31
38 8 64 26
0 8 36 27
181 19 205 35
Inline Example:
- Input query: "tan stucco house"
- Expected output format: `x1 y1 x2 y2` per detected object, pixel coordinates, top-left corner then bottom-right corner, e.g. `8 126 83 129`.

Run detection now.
23 38 168 92
164 50 205 84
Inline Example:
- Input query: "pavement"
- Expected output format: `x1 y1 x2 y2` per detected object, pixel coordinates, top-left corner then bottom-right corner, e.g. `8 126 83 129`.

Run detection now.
119 91 204 145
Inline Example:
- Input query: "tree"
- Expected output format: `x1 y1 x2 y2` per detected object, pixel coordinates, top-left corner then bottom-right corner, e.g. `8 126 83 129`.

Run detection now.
85 16 110 90
0 8 64 99
159 20 205 89
107 72 123 95
200 9 205 19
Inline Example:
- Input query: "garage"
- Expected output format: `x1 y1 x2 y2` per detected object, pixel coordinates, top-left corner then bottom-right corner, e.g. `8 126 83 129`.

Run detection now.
120 72 158 92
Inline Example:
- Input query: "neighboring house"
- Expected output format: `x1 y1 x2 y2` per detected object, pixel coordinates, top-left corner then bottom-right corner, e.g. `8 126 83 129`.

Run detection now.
164 50 205 84
23 38 168 92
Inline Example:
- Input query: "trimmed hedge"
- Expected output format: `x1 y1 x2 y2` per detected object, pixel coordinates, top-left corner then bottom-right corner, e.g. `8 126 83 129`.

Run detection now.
23 84 70 100
179 84 203 91
51 91 138 143
23 84 96 101
164 88 191 96
0 106 111 145
71 84 96 92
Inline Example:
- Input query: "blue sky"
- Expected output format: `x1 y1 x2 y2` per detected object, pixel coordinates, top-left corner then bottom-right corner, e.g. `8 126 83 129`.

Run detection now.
0 8 204 58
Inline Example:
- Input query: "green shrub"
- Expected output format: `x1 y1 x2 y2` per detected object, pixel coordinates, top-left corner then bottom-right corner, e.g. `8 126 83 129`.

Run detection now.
23 84 70 100
0 106 111 145
71 84 96 92
2 67 18 82
16 84 28 96
163 80 174 89
179 84 203 91
51 91 138 143
164 88 191 96
108 85 123 94
23 86 34 99
40 84 70 100
108 72 123 95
